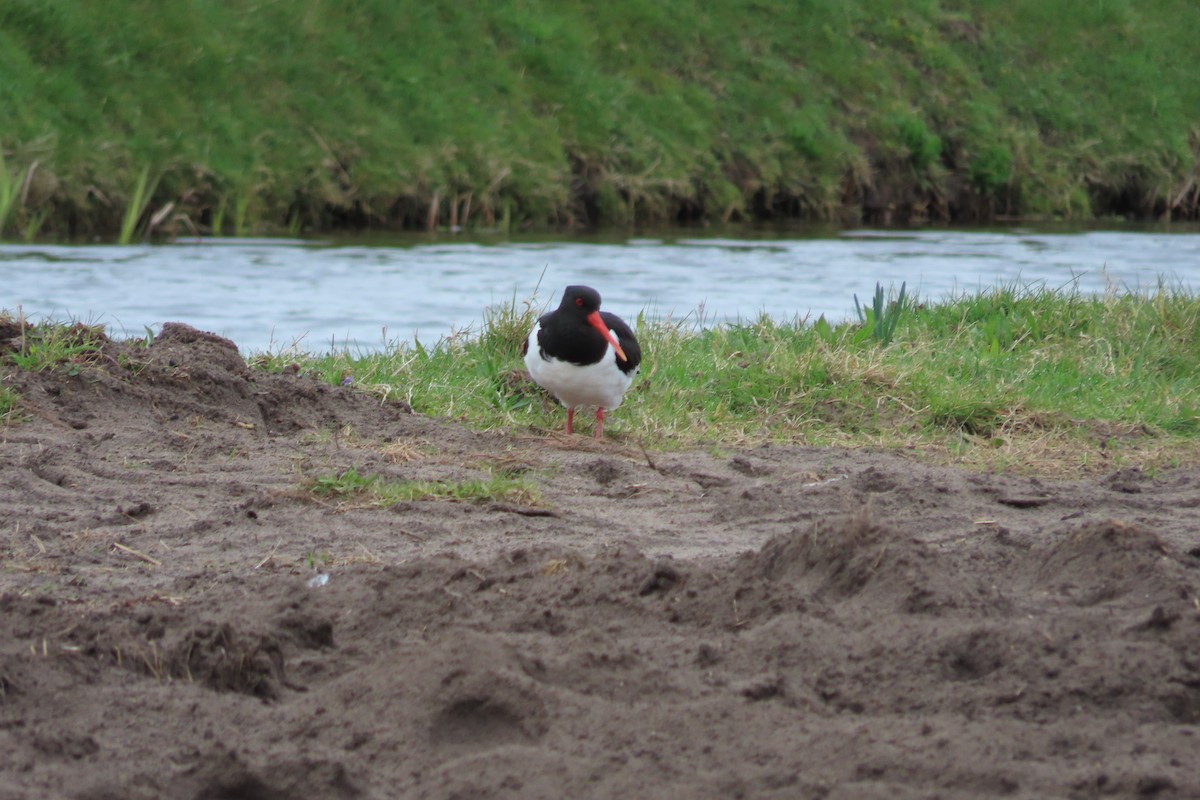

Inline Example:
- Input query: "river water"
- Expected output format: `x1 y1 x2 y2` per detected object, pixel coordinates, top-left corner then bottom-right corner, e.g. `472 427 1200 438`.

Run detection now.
3 227 1198 354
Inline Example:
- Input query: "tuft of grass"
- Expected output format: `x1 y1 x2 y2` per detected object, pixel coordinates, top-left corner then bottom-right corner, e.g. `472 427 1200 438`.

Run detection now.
309 467 376 498
0 384 20 423
4 318 107 374
307 467 540 506
854 282 909 346
303 550 333 570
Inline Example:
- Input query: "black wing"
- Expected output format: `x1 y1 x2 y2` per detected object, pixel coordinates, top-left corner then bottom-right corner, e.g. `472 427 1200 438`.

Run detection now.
601 311 641 375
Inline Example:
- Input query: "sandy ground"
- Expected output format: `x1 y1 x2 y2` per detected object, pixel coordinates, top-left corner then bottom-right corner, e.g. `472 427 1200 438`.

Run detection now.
1 323 1199 799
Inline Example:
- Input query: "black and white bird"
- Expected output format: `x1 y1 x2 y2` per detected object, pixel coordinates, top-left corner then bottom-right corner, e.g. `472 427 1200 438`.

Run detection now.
522 285 642 439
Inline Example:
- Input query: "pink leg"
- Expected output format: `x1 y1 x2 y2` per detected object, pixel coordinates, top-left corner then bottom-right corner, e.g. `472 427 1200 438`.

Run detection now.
565 407 575 435
594 407 606 440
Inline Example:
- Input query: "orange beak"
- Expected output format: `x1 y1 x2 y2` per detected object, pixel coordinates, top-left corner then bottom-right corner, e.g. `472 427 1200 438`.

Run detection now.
587 311 628 362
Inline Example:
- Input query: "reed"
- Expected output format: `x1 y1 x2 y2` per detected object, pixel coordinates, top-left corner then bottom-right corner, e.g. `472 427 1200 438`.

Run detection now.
22 209 47 242
117 167 158 245
232 191 252 238
210 196 227 237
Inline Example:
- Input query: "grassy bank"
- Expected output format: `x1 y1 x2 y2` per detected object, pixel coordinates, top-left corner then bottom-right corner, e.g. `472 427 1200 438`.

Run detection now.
4 285 1200 473
243 283 1199 475
2 1 1199 239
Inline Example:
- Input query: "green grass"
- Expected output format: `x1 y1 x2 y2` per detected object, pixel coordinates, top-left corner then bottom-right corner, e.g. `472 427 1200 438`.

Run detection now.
279 283 1200 474
307 467 540 506
0 384 19 422
2 318 107 374
1 1 1199 236
0 153 18 237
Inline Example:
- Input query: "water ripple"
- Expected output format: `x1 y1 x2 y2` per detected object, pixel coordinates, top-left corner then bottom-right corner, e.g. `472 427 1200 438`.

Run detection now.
1 229 1196 353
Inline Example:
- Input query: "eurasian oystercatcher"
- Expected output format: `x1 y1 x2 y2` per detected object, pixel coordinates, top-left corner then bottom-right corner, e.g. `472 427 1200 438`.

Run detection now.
522 285 642 439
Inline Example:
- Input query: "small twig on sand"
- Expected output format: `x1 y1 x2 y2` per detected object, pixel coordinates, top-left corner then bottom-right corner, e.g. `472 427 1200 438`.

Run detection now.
396 528 427 541
254 540 282 570
489 503 558 518
111 542 162 567
639 442 656 470
639 442 662 473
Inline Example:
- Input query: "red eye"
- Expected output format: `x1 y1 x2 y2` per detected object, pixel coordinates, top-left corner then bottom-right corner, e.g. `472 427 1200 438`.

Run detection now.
575 298 584 306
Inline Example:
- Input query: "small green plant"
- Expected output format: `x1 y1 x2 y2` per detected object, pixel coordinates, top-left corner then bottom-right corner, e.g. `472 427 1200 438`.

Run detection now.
854 282 909 346
304 550 333 570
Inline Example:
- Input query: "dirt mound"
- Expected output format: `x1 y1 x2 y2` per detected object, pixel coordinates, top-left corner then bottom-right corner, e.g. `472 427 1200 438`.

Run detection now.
746 510 969 611
3 325 1200 798
1030 519 1182 604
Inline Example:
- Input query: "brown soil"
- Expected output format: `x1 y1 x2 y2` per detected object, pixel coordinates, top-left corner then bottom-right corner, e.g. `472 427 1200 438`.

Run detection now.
2 323 1199 799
